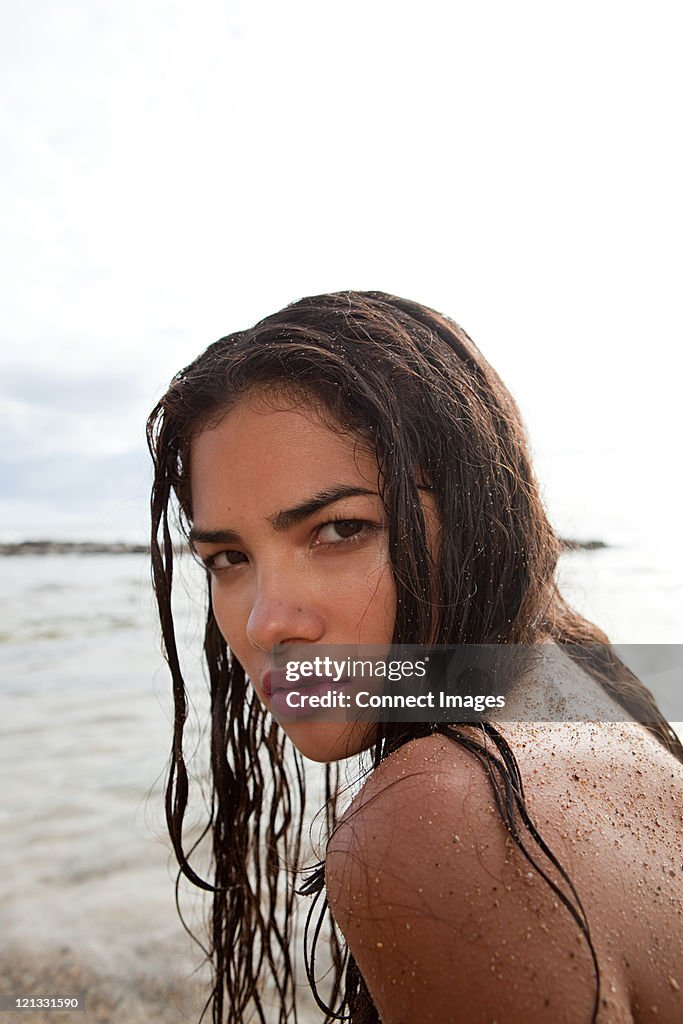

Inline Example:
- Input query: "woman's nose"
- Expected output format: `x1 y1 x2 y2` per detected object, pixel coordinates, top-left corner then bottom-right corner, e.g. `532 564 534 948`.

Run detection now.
245 574 325 652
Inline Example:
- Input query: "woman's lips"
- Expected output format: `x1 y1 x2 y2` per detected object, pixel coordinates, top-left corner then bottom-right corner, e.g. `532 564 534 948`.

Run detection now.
262 668 349 696
261 669 289 699
261 669 355 720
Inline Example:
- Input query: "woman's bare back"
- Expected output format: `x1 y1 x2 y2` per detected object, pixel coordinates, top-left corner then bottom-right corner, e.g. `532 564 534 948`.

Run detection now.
326 652 683 1023
504 719 683 1022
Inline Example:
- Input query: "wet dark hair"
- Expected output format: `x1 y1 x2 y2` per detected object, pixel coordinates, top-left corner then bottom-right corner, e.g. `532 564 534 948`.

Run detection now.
147 291 683 1024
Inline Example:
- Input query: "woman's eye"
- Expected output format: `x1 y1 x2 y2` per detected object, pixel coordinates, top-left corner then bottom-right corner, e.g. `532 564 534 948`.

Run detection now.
316 519 369 545
205 550 248 571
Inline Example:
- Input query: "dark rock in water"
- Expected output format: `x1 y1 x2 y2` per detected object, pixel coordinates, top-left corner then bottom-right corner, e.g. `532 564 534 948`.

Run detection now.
559 537 609 552
0 540 150 556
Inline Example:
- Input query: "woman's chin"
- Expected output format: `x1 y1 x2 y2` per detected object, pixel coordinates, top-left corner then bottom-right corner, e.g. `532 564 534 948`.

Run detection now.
281 721 377 763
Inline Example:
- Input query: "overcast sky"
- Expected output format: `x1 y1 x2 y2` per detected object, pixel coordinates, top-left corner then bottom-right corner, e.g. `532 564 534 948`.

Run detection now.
1 0 681 542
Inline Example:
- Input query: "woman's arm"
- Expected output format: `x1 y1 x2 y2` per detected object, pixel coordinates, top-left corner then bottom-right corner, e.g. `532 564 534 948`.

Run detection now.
325 735 596 1024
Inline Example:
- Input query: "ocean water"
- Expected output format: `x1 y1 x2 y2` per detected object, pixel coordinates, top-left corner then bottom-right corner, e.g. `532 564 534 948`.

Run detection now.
0 554 217 1022
0 546 680 1022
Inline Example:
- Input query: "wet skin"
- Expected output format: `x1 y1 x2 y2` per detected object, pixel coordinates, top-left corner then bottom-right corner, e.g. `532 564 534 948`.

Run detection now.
326 717 683 1023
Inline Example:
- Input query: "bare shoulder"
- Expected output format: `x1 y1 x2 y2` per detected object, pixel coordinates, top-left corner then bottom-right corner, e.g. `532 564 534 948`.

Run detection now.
326 732 598 1024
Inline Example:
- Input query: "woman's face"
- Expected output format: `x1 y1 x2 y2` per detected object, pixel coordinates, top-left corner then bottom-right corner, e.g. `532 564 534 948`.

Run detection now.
189 393 397 761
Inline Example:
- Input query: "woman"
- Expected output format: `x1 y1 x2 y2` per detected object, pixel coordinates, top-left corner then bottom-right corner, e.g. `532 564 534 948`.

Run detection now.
147 291 683 1024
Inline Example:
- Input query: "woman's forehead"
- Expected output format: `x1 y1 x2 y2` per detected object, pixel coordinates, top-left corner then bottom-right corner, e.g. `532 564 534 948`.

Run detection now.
200 385 364 441
189 399 382 524
193 391 374 462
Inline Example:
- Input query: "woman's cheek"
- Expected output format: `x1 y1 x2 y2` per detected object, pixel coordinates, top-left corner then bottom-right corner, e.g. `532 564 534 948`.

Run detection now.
210 577 245 646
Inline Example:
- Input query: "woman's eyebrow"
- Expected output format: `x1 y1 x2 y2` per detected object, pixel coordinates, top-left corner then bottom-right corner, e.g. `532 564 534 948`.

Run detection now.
188 486 378 547
269 485 377 530
189 526 241 546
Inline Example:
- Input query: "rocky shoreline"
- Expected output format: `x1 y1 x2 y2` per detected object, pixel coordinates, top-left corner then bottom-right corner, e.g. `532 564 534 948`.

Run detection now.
0 537 608 556
559 537 608 552
0 540 150 556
